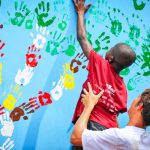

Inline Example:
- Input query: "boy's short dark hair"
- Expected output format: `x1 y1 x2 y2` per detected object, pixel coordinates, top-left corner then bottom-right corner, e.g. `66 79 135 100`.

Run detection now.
113 43 136 68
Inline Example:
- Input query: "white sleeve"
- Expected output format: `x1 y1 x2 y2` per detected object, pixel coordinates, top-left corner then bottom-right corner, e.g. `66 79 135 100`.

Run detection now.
82 129 119 150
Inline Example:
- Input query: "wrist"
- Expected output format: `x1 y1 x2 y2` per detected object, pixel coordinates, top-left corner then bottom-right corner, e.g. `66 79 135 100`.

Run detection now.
77 12 85 15
84 105 94 112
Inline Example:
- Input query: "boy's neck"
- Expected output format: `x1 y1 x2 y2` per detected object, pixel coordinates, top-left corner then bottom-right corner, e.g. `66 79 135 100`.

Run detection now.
111 64 122 74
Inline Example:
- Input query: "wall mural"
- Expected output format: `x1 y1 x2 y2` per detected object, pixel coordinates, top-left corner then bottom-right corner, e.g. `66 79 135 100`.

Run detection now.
0 0 150 149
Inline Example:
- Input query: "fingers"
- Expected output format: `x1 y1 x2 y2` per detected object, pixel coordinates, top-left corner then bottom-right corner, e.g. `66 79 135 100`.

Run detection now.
81 98 85 105
87 82 92 92
81 94 85 98
83 88 88 94
85 4 92 12
97 90 104 99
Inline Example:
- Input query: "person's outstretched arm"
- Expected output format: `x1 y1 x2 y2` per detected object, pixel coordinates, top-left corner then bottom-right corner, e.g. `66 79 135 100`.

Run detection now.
72 0 92 58
71 82 104 146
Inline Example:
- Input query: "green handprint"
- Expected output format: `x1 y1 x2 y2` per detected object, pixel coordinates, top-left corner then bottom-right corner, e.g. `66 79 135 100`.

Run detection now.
8 1 30 27
106 8 124 37
58 14 69 31
35 1 56 27
63 35 77 56
25 12 35 29
94 32 110 52
134 44 150 77
125 14 143 46
53 0 65 12
129 25 140 41
127 74 142 91
144 29 150 44
141 44 150 76
45 31 66 56
89 0 107 23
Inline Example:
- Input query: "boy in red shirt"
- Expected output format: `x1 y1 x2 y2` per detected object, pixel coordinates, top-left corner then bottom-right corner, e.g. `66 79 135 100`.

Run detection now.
72 0 136 149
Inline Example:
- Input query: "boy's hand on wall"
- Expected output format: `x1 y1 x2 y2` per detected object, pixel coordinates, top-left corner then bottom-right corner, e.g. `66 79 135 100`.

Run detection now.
72 0 91 15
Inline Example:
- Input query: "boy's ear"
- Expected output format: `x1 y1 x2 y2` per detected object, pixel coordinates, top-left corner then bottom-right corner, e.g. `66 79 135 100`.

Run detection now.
108 55 114 63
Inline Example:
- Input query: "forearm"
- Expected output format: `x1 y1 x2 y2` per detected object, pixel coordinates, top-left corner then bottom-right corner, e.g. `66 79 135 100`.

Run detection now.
77 14 92 58
71 107 93 146
77 14 86 40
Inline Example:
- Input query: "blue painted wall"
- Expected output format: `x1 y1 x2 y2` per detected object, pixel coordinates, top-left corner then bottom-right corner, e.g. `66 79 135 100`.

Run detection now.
0 0 150 149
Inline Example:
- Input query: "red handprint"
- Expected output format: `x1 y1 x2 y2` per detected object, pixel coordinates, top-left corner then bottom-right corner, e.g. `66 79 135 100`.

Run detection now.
26 44 41 67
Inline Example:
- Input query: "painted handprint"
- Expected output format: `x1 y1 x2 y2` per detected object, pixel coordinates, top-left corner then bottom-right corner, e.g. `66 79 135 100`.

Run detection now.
45 31 66 56
58 13 70 31
10 91 52 122
15 65 34 86
53 0 65 12
0 138 14 150
106 7 124 37
127 74 142 91
125 14 145 46
70 53 88 73
2 84 22 111
50 77 64 101
8 1 30 27
135 43 150 76
26 45 41 68
25 12 35 29
35 1 56 27
0 111 14 137
94 32 110 52
31 24 49 49
0 40 5 57
10 102 38 122
89 0 107 23
143 29 150 45
62 35 77 57
62 63 75 89
0 104 5 116
29 91 52 106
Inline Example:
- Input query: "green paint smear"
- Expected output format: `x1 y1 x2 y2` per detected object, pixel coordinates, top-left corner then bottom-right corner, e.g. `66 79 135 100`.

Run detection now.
120 68 130 76
65 45 76 56
133 0 145 10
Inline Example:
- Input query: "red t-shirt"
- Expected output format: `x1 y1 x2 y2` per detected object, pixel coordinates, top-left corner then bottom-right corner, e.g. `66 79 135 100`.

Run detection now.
72 50 127 128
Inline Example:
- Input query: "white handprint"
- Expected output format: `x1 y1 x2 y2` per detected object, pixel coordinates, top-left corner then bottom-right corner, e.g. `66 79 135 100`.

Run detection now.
0 111 14 137
30 24 50 49
50 77 64 101
15 65 34 86
0 138 14 150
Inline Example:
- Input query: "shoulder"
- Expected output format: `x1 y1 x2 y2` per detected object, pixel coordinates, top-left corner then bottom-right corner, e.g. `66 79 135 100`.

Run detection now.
89 50 107 63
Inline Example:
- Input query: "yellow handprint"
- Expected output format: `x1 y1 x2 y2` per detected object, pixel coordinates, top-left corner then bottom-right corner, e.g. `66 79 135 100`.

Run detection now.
3 84 23 110
62 63 75 89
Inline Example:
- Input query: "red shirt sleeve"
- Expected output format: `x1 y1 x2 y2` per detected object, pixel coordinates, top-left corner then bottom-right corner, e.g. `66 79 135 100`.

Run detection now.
87 50 106 74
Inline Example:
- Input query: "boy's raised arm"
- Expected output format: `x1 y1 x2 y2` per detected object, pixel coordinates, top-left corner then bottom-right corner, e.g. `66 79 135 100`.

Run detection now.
72 0 92 59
